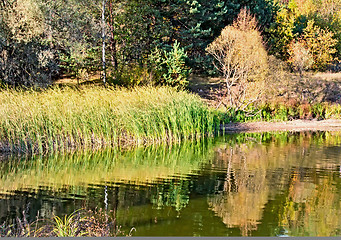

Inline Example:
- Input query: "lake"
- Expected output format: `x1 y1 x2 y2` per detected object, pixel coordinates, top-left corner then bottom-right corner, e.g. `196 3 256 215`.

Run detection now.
1 131 341 236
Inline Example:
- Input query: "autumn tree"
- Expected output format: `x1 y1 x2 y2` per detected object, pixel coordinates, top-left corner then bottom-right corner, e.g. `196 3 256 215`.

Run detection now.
302 20 337 70
168 0 277 73
206 9 268 111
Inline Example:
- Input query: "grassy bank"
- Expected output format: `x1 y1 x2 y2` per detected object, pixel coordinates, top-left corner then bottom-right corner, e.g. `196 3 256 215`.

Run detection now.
0 86 218 154
190 71 341 123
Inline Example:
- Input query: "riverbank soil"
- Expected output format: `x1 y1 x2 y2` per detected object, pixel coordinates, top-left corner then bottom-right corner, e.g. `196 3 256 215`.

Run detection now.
223 119 341 133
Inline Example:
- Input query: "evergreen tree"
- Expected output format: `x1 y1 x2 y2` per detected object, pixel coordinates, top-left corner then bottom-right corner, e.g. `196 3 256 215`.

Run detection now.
164 0 278 73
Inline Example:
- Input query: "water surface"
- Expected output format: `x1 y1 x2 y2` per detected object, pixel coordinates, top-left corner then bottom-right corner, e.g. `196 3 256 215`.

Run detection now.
1 131 341 236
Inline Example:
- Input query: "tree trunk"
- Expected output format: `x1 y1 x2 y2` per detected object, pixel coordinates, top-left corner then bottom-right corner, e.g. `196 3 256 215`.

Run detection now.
108 0 118 71
102 0 107 84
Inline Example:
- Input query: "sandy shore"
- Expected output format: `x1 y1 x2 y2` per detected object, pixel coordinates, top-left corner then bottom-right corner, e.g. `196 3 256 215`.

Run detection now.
223 119 341 133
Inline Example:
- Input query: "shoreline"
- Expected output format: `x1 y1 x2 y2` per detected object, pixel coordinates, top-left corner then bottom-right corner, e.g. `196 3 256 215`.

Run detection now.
2 119 341 156
223 119 341 133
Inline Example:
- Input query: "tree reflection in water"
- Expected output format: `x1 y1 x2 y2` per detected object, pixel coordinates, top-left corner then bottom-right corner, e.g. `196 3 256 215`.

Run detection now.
1 132 341 236
208 132 341 236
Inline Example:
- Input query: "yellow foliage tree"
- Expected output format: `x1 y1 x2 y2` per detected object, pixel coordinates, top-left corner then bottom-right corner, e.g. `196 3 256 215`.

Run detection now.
302 20 337 70
206 9 268 111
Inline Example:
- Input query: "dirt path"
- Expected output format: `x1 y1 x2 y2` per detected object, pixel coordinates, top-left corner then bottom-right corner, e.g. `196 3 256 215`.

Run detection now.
223 119 341 133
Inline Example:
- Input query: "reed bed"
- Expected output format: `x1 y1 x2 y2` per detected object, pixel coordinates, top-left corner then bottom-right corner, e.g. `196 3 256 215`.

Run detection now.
0 86 218 154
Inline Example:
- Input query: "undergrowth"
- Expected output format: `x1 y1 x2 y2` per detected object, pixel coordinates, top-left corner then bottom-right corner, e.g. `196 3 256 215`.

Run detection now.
221 102 341 123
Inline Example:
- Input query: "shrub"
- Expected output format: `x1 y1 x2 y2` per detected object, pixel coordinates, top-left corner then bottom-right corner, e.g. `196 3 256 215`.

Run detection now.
109 64 152 87
288 39 314 74
0 0 57 86
0 40 57 87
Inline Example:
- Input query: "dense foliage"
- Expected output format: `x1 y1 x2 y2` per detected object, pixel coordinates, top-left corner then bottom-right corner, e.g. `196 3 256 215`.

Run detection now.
268 0 341 70
0 0 340 86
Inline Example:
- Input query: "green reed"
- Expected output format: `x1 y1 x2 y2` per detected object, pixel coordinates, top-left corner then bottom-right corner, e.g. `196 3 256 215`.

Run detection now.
0 86 218 154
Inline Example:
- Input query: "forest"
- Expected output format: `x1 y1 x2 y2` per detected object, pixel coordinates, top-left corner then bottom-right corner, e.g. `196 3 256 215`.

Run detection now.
1 0 340 86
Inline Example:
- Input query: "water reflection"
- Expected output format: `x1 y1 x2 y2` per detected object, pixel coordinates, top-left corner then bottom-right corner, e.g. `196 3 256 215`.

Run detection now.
207 132 341 236
0 140 214 194
1 132 341 236
208 147 269 236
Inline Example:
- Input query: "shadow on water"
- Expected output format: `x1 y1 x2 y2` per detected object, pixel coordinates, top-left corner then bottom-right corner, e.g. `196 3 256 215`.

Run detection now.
1 131 341 236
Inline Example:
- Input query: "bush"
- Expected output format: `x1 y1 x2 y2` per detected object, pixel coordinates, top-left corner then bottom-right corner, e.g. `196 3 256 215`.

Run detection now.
0 40 57 86
108 64 153 87
0 0 57 86
288 39 314 74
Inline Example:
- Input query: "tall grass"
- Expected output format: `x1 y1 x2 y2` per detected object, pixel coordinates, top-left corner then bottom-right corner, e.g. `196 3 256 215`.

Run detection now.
0 86 218 154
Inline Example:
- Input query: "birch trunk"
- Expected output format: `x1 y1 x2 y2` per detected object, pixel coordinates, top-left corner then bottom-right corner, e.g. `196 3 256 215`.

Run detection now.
102 0 107 84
